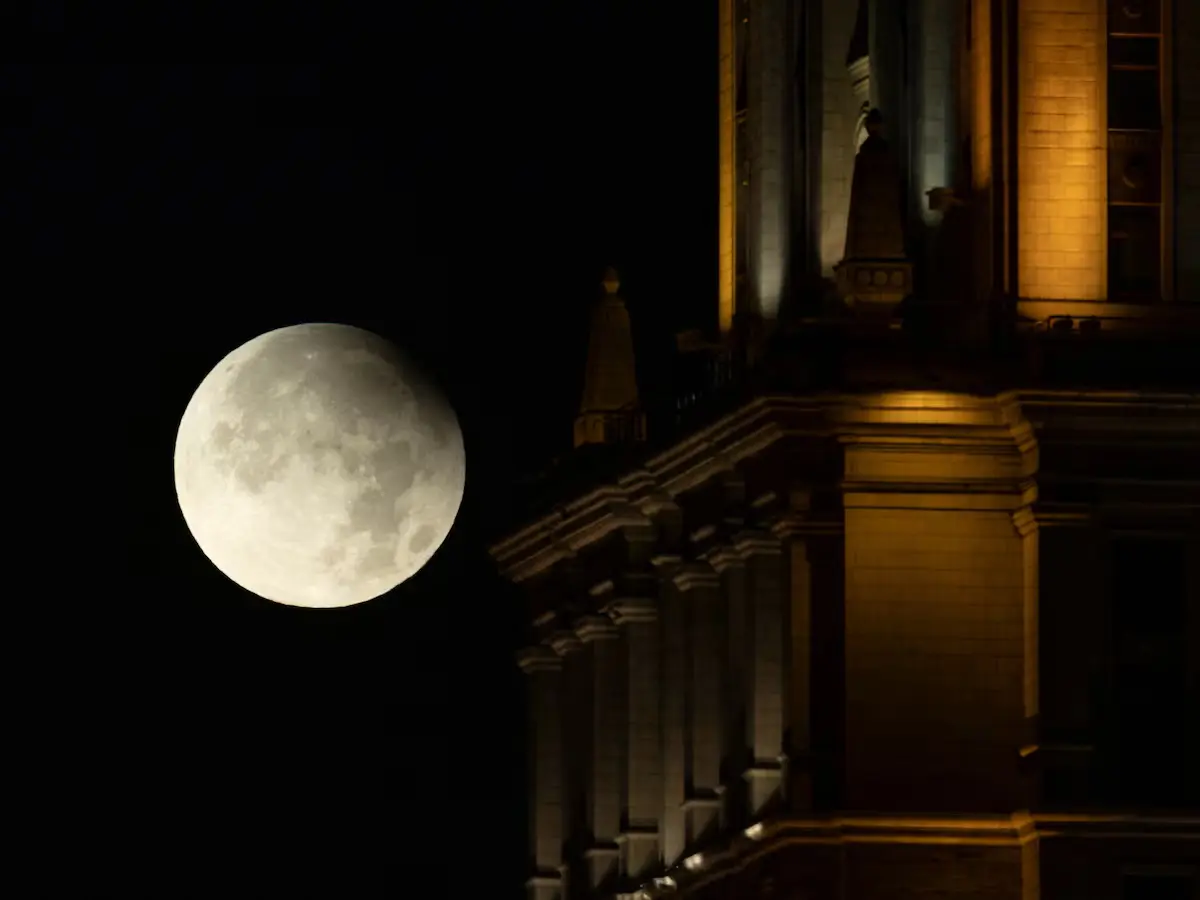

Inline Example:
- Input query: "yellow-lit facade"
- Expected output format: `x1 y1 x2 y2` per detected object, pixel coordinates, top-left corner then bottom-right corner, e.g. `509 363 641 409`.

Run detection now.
496 2 1199 900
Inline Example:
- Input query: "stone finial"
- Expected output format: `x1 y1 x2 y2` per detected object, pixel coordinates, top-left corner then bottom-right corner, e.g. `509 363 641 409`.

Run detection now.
573 263 646 449
864 108 884 139
602 266 621 295
834 106 913 320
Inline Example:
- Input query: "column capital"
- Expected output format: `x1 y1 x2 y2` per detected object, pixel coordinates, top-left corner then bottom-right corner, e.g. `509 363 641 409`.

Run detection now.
734 529 783 557
547 630 584 656
770 512 842 540
705 544 745 573
605 596 658 626
672 561 720 592
517 644 563 674
576 614 619 642
649 553 684 571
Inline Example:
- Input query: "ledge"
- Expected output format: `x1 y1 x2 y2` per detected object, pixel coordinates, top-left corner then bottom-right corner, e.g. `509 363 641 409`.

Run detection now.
490 390 1200 586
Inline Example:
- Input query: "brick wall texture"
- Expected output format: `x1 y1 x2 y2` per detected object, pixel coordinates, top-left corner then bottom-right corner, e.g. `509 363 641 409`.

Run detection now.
1017 0 1106 300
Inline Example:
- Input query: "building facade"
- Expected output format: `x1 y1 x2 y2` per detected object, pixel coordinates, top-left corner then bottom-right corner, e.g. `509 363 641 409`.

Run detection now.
490 2 1200 899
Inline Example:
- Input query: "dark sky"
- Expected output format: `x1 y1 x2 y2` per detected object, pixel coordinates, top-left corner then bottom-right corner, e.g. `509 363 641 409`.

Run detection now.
52 3 715 895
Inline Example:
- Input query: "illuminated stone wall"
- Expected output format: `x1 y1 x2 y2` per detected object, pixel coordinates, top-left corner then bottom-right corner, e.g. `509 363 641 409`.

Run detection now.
971 0 995 300
746 0 792 320
840 395 1038 814
1178 0 1200 300
913 0 958 226
1017 0 1107 301
818 0 861 276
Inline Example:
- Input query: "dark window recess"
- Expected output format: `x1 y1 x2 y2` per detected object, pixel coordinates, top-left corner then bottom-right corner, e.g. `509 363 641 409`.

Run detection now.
1109 132 1163 205
1108 205 1161 300
1109 36 1160 68
1108 66 1162 130
1108 0 1162 36
1109 538 1189 806
1122 872 1196 900
1113 538 1185 634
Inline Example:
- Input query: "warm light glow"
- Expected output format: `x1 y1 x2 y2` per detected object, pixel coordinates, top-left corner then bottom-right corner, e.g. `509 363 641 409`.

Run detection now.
683 853 705 871
717 0 736 335
744 822 765 840
970 0 992 196
1017 0 1106 300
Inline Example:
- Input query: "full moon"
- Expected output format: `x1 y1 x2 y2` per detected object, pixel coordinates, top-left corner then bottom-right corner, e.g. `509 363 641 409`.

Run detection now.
174 323 465 608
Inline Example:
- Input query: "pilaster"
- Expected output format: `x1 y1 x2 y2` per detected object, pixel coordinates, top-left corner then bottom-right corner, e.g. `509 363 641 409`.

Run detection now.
575 613 622 892
607 594 662 883
736 529 788 820
771 503 839 813
707 543 748 832
674 562 725 847
548 628 586 891
651 554 688 869
518 644 565 895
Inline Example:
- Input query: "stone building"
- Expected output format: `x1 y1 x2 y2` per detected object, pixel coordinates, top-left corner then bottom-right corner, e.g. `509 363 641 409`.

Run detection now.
489 1 1200 898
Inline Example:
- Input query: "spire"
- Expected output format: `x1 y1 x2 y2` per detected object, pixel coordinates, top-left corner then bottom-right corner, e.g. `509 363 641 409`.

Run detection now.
834 109 913 322
573 267 646 449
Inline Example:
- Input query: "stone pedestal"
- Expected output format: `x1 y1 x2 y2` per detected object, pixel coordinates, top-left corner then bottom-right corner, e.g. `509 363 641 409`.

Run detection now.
835 109 912 321
834 258 913 319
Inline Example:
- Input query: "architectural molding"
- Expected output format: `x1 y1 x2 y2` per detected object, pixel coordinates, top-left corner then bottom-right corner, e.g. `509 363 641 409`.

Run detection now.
548 630 584 657
606 596 658 626
576 613 619 643
517 644 563 674
672 562 720 592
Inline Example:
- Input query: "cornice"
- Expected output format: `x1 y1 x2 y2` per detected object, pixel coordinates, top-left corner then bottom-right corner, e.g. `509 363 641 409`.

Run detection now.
516 644 562 674
489 390 1198 585
605 596 658 626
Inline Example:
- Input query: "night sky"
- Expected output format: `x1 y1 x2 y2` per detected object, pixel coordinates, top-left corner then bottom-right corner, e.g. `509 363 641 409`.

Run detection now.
54 3 717 895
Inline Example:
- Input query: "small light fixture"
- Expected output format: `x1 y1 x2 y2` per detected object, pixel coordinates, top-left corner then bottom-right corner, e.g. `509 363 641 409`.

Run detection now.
744 822 765 840
683 853 705 872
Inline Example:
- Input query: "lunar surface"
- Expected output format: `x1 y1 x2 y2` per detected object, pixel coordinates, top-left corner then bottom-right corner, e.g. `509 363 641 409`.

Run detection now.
174 323 465 608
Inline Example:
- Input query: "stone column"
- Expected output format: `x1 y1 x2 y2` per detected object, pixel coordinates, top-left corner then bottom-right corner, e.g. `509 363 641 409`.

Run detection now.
607 595 662 883
575 614 622 892
779 526 814 810
913 0 958 227
675 563 725 846
518 645 565 900
739 531 787 819
709 545 748 831
658 573 688 868
548 629 585 897
747 0 793 319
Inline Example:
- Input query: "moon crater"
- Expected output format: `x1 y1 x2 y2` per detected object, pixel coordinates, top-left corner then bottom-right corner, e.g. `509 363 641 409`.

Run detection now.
174 323 465 608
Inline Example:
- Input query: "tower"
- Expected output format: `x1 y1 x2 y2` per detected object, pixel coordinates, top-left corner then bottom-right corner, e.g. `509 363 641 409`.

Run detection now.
495 3 1200 900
